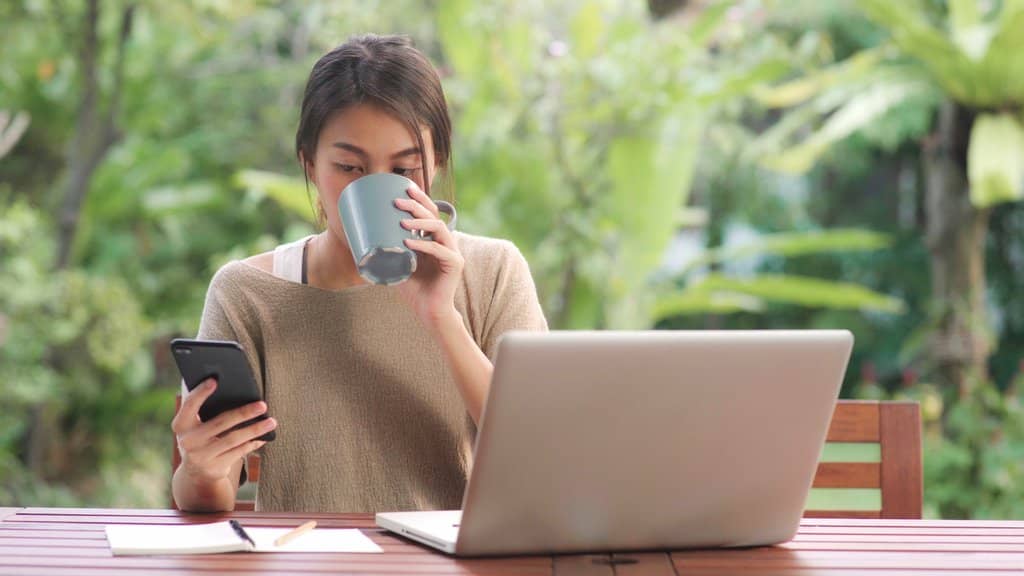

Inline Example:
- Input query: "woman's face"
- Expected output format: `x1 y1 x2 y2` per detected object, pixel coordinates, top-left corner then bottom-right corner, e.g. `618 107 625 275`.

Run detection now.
305 103 437 246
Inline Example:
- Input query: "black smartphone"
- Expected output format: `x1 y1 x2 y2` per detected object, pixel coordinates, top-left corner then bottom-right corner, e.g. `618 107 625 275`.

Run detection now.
170 338 275 442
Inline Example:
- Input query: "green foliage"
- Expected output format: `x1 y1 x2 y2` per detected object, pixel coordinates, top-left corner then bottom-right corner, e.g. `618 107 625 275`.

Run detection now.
661 273 905 316
655 228 905 321
758 0 1024 210
438 0 796 328
680 228 893 274
0 198 172 507
236 170 318 225
923 376 1024 519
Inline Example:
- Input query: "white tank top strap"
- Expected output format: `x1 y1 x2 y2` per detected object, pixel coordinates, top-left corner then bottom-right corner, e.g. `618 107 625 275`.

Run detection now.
272 235 313 284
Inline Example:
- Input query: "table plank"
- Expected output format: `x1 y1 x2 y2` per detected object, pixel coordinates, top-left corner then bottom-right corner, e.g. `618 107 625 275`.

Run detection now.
0 556 550 575
796 526 1024 536
793 533 1024 543
672 549 1024 570
800 518 1024 528
676 572 1024 576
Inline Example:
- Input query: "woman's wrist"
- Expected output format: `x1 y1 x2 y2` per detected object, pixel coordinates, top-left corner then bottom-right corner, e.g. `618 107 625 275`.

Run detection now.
172 463 235 512
424 306 465 339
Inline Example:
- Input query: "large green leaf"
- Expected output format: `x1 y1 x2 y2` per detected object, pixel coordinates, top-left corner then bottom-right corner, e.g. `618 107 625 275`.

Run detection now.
762 75 931 174
606 101 703 287
967 114 1024 207
697 57 792 105
658 273 905 319
984 3 1024 102
653 290 764 318
234 170 317 224
948 0 993 61
753 48 884 109
856 0 974 102
681 229 891 275
141 182 219 216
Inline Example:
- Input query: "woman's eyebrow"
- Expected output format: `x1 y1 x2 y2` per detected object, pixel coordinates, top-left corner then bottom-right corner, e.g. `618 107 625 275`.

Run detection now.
331 142 368 157
391 147 422 159
331 142 421 160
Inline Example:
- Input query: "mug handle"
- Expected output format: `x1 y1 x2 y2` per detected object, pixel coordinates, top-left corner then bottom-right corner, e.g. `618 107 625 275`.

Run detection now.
436 200 457 231
416 201 457 239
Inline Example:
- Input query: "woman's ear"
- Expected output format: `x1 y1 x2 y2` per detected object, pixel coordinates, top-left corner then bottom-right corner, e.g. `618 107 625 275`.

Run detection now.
300 151 317 187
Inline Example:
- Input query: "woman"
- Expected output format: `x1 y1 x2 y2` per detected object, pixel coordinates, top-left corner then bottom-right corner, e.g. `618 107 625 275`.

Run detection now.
171 34 547 513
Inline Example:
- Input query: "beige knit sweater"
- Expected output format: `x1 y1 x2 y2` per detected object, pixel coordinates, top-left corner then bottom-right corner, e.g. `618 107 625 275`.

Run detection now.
196 232 548 513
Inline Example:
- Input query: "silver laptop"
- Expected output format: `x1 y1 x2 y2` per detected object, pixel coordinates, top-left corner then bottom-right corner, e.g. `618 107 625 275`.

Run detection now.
376 330 853 556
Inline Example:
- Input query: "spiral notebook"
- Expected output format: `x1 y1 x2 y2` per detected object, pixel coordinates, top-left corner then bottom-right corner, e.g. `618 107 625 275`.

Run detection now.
105 520 382 555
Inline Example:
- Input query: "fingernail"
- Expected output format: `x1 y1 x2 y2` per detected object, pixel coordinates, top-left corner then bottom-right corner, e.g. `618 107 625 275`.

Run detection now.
257 402 267 413
204 379 216 390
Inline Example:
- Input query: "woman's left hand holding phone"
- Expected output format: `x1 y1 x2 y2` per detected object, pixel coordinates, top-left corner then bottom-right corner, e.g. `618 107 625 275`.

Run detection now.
171 378 277 511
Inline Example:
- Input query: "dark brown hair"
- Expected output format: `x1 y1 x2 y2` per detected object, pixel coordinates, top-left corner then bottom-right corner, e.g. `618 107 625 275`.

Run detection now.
295 34 453 200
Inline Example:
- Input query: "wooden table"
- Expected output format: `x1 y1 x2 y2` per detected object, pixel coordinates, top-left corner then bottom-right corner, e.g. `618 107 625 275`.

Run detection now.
1 507 1022 575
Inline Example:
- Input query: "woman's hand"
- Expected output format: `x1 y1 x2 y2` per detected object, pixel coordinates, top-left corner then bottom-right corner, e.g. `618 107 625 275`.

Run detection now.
394 183 464 329
171 378 276 484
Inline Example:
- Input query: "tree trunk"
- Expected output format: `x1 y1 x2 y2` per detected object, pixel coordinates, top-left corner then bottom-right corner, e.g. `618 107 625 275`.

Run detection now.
26 0 135 478
922 101 991 396
55 0 134 270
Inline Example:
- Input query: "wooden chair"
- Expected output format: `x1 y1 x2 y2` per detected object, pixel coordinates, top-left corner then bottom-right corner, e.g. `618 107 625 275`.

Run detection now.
805 400 922 518
171 395 260 511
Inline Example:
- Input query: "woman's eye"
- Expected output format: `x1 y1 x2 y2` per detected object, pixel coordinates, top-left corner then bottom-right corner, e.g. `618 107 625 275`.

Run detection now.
393 167 419 177
335 163 362 174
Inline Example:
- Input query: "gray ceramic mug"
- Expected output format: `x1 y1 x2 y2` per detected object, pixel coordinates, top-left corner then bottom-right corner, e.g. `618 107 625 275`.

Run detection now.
337 173 457 286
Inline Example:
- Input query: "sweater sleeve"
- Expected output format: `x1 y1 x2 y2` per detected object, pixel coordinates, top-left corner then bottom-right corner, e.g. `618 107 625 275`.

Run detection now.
478 241 549 360
194 262 265 486
196 263 265 398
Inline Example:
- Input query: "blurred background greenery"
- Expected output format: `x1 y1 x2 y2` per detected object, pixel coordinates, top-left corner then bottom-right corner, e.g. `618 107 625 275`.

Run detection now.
1 0 1023 518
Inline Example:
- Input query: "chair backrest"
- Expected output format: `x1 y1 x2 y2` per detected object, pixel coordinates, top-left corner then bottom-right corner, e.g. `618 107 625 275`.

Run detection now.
805 400 922 518
171 394 260 511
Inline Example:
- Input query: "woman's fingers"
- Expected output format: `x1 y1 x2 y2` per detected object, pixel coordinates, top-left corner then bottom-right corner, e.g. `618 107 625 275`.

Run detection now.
394 196 435 220
172 378 217 435
215 439 268 472
405 184 440 218
197 401 268 441
401 218 454 247
404 237 464 271
173 379 275 484
184 416 275 470
206 417 277 460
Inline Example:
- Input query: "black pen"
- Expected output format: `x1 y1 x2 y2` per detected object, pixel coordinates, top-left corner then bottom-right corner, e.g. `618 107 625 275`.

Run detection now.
229 520 256 549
